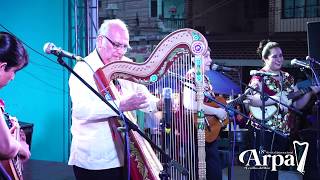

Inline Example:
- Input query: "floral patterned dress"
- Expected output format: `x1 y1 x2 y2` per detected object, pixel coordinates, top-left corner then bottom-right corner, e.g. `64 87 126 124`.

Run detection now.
248 70 294 136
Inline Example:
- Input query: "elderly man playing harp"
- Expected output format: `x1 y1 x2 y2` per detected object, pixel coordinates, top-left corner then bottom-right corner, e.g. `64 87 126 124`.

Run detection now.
68 19 160 180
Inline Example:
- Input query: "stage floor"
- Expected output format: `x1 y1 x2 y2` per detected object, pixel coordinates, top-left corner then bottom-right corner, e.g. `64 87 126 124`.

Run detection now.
22 160 303 180
222 166 303 180
24 160 75 180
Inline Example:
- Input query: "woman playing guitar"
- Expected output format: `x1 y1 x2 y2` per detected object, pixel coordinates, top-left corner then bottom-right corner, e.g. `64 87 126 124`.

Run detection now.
245 40 320 180
0 99 28 180
0 32 31 179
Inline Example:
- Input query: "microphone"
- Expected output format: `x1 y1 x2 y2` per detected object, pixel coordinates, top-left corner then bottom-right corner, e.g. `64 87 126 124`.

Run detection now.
43 42 83 61
250 70 278 76
291 58 310 68
162 88 172 134
306 56 320 66
210 63 237 72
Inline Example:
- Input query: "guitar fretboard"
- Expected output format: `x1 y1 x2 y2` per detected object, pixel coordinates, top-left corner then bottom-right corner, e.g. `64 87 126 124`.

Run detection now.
287 87 313 100
227 91 251 107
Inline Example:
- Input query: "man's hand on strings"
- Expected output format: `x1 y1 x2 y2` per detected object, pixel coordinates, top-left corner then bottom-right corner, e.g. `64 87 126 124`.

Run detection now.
119 93 149 111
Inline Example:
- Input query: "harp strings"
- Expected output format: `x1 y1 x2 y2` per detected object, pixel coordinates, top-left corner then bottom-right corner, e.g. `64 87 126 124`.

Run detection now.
146 50 198 180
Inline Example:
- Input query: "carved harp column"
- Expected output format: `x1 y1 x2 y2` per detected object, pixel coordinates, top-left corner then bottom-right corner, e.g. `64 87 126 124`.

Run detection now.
194 46 206 180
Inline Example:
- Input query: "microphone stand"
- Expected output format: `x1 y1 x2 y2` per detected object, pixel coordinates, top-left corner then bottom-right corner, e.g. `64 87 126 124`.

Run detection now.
204 92 249 180
172 70 297 180
160 89 171 179
226 95 237 180
56 56 189 180
259 76 267 180
222 71 304 180
204 89 294 180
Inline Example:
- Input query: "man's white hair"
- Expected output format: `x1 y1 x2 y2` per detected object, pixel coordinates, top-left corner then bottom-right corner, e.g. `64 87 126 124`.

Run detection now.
98 19 129 35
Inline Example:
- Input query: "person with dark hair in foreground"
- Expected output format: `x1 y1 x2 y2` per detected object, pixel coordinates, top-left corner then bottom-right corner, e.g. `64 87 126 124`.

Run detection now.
0 32 31 179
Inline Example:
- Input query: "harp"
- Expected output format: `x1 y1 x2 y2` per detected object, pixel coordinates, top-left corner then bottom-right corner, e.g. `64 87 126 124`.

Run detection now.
94 28 208 180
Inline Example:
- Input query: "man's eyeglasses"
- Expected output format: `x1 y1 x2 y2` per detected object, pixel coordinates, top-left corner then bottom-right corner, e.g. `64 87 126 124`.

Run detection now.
101 35 130 51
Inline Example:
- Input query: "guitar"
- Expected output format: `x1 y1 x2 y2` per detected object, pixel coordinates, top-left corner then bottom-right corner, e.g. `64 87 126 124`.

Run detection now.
249 86 313 120
200 91 249 143
0 100 24 180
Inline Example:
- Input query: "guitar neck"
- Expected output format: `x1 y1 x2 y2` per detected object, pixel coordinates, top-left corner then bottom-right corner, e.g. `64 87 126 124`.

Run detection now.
203 90 249 108
228 91 250 107
287 87 313 100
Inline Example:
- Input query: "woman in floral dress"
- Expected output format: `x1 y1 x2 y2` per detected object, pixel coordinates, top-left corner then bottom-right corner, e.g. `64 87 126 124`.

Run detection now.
245 40 319 180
